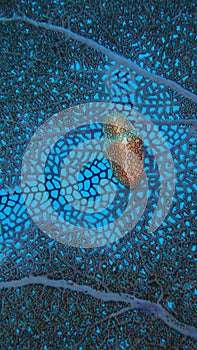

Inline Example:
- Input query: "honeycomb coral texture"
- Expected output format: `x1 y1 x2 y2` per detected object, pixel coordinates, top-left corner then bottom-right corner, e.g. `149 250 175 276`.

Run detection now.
0 0 197 349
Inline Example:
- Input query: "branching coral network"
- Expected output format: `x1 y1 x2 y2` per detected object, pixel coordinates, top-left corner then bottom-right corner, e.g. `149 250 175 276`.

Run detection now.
0 13 197 103
0 276 197 339
1 10 197 345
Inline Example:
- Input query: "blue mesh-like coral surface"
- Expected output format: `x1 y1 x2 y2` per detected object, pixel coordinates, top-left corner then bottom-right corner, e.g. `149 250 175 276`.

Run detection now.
0 0 197 349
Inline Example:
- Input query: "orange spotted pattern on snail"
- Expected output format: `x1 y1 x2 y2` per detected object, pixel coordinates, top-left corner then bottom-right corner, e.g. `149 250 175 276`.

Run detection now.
103 112 144 187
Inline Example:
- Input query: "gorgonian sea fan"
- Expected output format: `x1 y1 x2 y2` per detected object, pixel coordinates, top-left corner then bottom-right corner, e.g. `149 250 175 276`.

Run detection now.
0 1 197 349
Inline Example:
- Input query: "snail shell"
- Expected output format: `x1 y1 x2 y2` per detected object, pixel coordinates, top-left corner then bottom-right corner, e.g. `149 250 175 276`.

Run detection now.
103 112 144 187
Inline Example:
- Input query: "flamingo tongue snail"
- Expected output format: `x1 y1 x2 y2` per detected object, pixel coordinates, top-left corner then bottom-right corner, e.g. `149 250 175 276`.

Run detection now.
103 112 144 187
